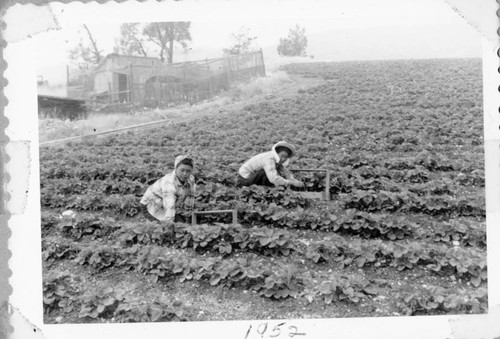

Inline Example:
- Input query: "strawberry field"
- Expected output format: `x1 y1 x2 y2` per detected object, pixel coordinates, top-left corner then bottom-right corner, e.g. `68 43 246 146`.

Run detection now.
40 58 487 323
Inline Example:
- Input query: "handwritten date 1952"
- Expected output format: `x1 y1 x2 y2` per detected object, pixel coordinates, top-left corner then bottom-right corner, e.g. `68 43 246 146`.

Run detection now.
244 322 306 339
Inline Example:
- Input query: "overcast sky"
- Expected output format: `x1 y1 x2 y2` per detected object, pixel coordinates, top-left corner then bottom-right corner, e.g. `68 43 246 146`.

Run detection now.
35 0 482 85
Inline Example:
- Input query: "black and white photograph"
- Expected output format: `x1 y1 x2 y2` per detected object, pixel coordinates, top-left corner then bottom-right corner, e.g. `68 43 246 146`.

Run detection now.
2 0 500 338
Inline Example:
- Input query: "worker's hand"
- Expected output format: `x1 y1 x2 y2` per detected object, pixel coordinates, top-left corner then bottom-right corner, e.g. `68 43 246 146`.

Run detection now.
289 179 305 188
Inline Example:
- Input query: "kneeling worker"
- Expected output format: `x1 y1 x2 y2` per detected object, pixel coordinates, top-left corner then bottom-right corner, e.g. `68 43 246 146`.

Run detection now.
236 141 305 188
140 155 195 223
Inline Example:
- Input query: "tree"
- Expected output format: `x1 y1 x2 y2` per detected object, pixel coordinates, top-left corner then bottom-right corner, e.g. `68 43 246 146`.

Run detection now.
142 22 191 63
277 25 308 57
68 24 103 71
223 27 258 55
115 23 148 57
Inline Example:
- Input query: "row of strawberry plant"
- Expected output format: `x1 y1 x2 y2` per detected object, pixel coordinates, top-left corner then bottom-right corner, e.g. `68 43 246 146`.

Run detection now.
42 212 120 239
40 180 484 236
304 237 487 286
296 167 459 194
43 272 192 322
40 181 310 212
42 206 410 247
132 244 486 313
43 210 485 285
40 168 480 219
43 238 372 303
39 138 483 191
42 217 486 285
184 199 413 240
39 172 483 235
44 197 485 251
196 183 310 208
210 202 415 240
338 151 469 173
429 219 486 248
394 285 487 316
197 176 475 210
40 177 146 196
341 189 485 217
40 190 414 240
39 160 483 202
39 159 239 186
40 140 483 184
42 226 486 288
117 221 296 256
43 203 486 250
131 245 374 302
43 195 485 252
43 210 485 282
327 172 482 196
44 216 481 288
41 191 141 216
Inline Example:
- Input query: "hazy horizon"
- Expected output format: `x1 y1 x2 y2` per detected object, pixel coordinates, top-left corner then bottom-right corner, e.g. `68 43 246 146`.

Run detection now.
35 0 482 87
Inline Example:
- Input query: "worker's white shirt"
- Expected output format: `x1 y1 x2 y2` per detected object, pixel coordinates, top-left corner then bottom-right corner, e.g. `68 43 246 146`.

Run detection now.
238 150 292 186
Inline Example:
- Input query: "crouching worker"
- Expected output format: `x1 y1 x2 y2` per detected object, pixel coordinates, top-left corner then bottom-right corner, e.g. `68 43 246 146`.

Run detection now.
236 141 304 188
140 155 195 225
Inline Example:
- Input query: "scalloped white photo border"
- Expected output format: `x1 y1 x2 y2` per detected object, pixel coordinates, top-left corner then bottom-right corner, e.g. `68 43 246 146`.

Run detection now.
2 1 500 338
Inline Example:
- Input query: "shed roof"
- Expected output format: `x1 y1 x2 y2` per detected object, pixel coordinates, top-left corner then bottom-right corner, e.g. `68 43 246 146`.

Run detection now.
94 53 162 72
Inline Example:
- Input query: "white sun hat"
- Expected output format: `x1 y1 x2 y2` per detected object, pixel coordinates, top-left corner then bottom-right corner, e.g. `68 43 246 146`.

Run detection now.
273 141 297 158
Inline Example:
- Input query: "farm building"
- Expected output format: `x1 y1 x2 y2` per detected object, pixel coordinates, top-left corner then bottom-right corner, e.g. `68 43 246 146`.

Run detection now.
92 54 162 103
38 94 88 120
89 51 266 106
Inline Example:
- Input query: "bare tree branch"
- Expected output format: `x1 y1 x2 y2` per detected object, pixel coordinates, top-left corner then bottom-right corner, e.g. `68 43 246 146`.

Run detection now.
82 24 103 64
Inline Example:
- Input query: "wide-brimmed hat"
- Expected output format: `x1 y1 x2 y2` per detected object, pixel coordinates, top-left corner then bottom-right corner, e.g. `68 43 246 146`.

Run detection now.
273 141 297 158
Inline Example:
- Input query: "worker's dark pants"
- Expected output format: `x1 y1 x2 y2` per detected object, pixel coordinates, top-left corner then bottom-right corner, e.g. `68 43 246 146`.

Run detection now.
236 165 286 187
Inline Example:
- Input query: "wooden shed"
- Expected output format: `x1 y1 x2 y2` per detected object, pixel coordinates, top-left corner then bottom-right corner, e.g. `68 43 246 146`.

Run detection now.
92 53 162 102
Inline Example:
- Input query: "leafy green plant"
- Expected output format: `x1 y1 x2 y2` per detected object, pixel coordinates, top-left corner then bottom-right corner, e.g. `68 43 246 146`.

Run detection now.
74 244 120 270
79 286 125 319
41 211 61 235
305 242 340 263
114 297 192 322
119 221 171 246
58 214 117 240
396 286 487 316
431 220 486 248
316 273 367 304
259 265 303 299
43 273 79 314
42 237 80 265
